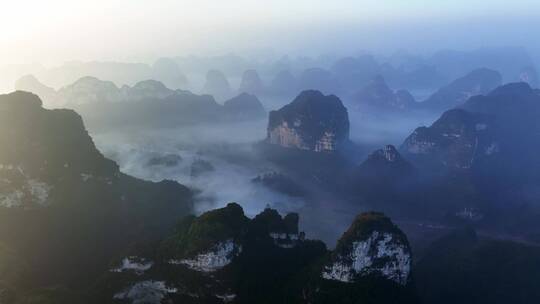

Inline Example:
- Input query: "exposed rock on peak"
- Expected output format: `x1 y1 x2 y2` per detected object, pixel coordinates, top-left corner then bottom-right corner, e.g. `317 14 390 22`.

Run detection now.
401 109 497 170
165 203 248 272
405 81 540 177
238 69 265 95
251 208 302 248
421 68 502 112
107 205 415 303
266 90 350 153
322 212 412 285
367 145 404 164
162 203 306 274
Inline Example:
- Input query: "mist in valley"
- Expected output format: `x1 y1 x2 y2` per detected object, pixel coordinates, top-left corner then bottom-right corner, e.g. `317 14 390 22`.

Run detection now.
89 116 383 246
3 2 540 303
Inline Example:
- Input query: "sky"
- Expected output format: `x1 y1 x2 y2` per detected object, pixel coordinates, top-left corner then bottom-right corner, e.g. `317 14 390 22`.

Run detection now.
1 0 540 65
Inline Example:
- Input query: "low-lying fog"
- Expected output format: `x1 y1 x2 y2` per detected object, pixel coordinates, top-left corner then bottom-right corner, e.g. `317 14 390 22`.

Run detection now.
92 120 301 215
91 101 438 246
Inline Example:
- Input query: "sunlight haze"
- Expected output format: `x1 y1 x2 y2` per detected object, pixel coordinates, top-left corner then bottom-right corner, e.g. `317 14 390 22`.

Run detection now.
1 0 540 65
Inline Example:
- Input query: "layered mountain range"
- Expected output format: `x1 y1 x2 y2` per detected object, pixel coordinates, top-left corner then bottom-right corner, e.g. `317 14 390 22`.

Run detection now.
15 76 266 130
403 82 540 179
259 82 540 237
351 76 416 112
0 90 419 304
4 49 540 304
419 68 503 112
348 68 504 114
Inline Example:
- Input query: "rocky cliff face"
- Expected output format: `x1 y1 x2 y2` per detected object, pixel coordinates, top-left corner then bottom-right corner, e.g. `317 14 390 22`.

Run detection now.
358 145 413 174
404 82 540 176
421 68 502 112
163 202 249 268
322 212 412 285
267 90 350 153
102 205 415 304
401 109 498 170
105 204 315 303
352 76 416 111
398 82 540 226
460 82 540 179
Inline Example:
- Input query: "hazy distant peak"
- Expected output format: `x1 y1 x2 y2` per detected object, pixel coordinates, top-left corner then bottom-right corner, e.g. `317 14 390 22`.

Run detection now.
13 75 58 107
421 68 502 112
202 69 232 101
238 69 265 95
487 81 533 97
70 76 119 89
133 79 169 90
223 92 266 119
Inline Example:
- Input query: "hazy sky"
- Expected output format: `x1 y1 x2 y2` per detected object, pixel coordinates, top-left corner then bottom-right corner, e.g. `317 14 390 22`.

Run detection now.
1 0 540 65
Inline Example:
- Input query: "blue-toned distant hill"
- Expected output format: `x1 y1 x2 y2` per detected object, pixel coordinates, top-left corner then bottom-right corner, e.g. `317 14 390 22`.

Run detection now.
15 76 267 130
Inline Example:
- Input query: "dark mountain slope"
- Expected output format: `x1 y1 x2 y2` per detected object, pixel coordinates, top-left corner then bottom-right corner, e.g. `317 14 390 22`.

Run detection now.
0 91 193 302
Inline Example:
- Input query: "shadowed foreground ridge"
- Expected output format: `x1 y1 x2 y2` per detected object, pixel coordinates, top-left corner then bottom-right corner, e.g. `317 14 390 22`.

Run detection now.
101 203 417 304
0 91 193 303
